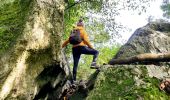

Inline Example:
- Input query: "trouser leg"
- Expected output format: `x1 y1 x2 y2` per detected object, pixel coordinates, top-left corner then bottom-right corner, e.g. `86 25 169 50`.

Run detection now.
92 50 99 62
72 49 81 81
81 46 99 63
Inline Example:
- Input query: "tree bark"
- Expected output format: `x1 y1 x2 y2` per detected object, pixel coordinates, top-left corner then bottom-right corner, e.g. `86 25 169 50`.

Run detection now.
109 52 170 65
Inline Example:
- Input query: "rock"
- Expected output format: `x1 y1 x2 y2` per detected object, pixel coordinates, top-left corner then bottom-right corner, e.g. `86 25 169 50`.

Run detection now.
115 21 170 59
86 21 170 99
111 21 170 79
0 0 70 99
87 65 170 99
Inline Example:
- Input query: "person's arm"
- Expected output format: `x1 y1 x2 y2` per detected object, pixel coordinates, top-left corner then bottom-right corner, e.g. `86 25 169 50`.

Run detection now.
83 30 94 49
62 39 69 48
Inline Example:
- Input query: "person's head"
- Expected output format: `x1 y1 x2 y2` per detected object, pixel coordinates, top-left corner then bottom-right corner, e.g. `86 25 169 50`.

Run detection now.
77 19 84 27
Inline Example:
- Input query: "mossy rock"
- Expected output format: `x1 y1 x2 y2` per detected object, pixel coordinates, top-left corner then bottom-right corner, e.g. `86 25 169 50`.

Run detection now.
0 0 32 54
86 65 170 100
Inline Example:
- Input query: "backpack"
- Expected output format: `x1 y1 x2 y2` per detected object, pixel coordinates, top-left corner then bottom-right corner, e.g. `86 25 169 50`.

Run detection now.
69 29 83 45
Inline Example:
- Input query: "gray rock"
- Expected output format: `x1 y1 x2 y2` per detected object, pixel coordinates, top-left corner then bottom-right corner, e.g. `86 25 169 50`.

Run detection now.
112 21 170 84
115 21 170 59
0 0 69 99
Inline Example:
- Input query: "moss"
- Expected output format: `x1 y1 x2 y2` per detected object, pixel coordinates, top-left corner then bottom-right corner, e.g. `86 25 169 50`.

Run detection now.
0 0 32 55
0 0 33 92
139 65 148 78
136 77 170 100
87 67 136 100
26 47 54 77
87 65 170 100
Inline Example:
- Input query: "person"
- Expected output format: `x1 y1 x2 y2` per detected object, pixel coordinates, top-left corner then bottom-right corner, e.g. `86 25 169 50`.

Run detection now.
159 79 170 94
62 19 99 82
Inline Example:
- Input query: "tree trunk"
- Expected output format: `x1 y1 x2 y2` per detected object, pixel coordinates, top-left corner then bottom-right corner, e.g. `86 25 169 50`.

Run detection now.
109 52 170 65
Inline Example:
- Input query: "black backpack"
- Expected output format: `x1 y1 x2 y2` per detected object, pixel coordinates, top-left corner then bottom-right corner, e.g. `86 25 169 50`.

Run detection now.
69 29 83 45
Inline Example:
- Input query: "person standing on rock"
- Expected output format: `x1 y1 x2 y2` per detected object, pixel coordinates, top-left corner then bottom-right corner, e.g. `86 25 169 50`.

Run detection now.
62 19 99 82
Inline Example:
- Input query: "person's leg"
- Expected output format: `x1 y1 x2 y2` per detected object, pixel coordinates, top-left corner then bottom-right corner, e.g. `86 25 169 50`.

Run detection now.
80 46 99 66
72 47 81 81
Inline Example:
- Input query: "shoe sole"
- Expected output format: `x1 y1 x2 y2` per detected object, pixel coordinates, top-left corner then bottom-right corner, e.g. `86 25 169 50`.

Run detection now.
90 67 99 69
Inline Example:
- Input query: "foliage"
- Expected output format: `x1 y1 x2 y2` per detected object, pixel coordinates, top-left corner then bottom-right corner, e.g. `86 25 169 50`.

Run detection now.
63 0 104 54
87 66 170 100
64 0 104 38
63 0 155 53
97 46 120 64
0 0 32 54
161 1 170 18
86 0 155 43
77 46 120 80
86 20 110 44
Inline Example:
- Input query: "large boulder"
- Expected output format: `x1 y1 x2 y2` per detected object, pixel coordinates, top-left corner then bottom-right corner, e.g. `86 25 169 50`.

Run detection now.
87 65 170 100
0 0 70 99
115 21 170 59
86 21 170 100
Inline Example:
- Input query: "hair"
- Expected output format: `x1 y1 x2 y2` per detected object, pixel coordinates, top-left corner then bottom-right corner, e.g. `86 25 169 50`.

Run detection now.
77 19 83 26
79 19 83 23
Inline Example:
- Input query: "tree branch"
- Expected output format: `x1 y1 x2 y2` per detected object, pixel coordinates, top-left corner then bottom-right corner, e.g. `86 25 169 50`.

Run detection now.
65 0 94 10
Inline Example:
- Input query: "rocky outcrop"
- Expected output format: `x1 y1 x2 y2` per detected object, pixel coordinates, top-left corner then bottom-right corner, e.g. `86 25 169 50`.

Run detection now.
87 64 170 100
108 21 170 79
86 21 170 99
111 21 170 80
0 0 70 99
115 21 170 59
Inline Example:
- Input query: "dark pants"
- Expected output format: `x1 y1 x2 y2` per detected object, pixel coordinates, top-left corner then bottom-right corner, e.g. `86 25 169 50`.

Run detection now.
72 46 99 81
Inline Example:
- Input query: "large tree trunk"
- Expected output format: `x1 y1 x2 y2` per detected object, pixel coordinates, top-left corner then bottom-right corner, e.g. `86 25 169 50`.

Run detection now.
0 0 69 99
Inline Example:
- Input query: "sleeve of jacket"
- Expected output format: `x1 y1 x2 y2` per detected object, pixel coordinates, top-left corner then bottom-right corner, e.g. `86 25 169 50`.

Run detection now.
62 39 69 48
82 30 93 49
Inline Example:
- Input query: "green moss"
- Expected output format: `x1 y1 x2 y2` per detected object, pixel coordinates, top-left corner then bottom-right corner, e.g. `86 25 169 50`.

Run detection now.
0 0 32 54
26 47 54 76
139 65 148 78
87 66 170 100
137 77 170 100
87 67 136 100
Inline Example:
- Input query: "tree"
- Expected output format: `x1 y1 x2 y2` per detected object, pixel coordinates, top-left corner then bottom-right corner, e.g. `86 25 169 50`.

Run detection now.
63 0 156 80
161 0 170 18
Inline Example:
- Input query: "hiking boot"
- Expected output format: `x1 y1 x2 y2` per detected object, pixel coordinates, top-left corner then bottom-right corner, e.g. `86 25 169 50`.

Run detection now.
91 62 96 66
90 62 98 69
